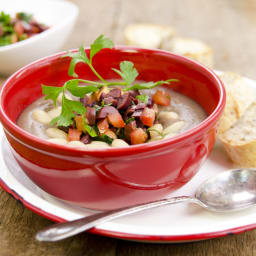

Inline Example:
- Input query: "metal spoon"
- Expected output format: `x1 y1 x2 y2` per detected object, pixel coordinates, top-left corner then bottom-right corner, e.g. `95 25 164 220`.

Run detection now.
36 168 256 242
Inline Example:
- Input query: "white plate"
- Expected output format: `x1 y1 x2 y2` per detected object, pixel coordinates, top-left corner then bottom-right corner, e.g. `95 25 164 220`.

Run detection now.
1 75 256 243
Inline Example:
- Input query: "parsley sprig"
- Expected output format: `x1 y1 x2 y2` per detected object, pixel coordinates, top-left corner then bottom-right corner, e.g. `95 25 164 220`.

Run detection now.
42 79 98 136
42 34 178 129
64 35 114 81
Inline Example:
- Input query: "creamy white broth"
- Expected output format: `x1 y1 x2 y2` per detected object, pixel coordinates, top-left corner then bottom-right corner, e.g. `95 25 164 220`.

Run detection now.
143 88 206 132
17 87 206 142
17 98 55 139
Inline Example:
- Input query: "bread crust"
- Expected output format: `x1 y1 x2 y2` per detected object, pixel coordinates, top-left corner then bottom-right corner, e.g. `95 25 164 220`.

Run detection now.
218 72 255 134
220 136 256 167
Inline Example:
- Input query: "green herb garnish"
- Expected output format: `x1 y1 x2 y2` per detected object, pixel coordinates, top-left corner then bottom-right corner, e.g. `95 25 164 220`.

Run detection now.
0 35 12 46
124 79 178 91
112 61 138 86
81 116 98 137
16 12 32 23
94 134 114 144
0 11 13 46
50 95 86 127
42 35 178 131
125 117 135 124
64 35 114 80
0 11 11 24
136 95 149 104
42 79 98 127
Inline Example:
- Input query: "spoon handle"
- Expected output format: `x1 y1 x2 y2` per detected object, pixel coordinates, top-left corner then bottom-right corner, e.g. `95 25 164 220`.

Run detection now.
36 196 194 242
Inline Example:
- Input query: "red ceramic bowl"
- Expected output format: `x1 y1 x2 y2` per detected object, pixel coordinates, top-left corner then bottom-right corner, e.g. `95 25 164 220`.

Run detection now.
0 47 225 210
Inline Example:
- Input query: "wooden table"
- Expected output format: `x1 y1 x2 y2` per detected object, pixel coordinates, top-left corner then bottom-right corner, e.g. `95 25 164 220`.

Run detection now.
1 0 256 255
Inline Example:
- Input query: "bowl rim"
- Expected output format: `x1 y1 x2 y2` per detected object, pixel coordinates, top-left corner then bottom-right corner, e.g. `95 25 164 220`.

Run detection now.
0 0 79 52
0 46 226 155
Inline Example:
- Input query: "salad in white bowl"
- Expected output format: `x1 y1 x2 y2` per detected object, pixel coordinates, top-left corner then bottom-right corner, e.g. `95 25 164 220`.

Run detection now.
0 0 79 75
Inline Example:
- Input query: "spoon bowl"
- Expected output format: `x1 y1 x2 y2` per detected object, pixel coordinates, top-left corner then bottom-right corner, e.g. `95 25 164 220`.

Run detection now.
36 168 256 242
196 169 256 212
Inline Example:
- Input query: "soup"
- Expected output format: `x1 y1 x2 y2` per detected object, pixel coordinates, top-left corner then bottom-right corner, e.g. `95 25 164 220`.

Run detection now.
17 83 206 148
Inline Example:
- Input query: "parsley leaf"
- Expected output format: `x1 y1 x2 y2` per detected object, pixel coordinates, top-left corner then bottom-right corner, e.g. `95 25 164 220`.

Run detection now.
66 79 98 98
42 35 179 136
112 61 138 85
124 79 178 91
116 128 125 139
93 105 102 112
136 95 149 104
81 116 98 137
0 35 12 46
42 85 63 105
125 117 135 124
64 45 89 77
51 96 86 127
94 134 113 144
90 35 114 62
0 11 11 24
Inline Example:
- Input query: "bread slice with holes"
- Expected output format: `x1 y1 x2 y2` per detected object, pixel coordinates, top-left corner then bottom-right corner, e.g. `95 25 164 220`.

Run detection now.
219 102 256 167
218 72 256 134
124 23 175 49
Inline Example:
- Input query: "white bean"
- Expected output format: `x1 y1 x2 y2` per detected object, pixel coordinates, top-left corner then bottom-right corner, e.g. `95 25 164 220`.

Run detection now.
47 107 61 119
91 141 110 147
158 111 179 123
148 136 162 142
163 121 185 135
111 139 129 147
47 138 67 145
86 143 110 149
164 133 177 139
67 141 87 147
32 109 51 125
46 128 67 139
149 124 163 139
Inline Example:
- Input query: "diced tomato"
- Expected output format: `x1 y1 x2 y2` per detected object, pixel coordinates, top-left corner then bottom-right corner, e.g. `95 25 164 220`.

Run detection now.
152 90 171 106
31 25 40 33
14 21 24 36
140 107 155 127
97 118 109 134
124 121 137 140
130 128 148 145
104 129 117 139
107 113 125 128
68 128 82 141
75 115 83 132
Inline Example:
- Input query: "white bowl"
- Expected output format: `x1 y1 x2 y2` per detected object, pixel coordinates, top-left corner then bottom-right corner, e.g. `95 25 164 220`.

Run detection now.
0 0 79 76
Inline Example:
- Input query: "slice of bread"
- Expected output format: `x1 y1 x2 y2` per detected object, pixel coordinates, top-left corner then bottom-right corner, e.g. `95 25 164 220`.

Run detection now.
166 37 214 68
218 72 256 134
124 23 175 49
219 102 256 167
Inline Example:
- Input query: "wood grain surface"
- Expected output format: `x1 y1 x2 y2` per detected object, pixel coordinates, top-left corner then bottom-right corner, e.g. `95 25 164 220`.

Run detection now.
1 0 256 255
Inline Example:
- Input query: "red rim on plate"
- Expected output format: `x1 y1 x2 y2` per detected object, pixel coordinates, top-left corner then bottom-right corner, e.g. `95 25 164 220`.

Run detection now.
0 174 255 243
